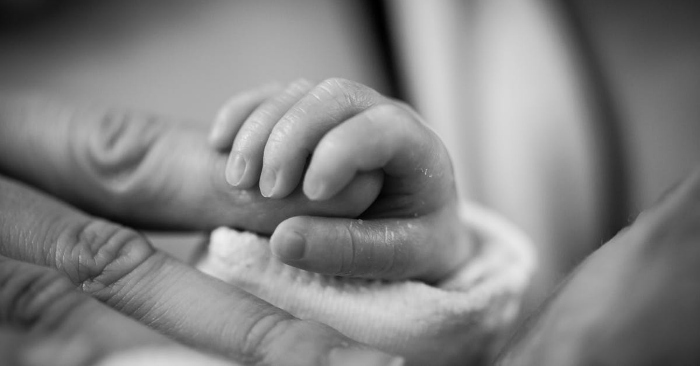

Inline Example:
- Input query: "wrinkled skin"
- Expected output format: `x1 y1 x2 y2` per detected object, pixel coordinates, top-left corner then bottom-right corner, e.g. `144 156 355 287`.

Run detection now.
209 78 471 282
0 91 419 366
0 77 471 365
497 169 700 366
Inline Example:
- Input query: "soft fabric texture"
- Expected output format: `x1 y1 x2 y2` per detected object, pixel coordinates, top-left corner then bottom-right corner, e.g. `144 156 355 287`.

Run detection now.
195 203 534 366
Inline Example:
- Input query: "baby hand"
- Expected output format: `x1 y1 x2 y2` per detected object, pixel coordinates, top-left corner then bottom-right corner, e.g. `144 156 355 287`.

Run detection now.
210 78 473 282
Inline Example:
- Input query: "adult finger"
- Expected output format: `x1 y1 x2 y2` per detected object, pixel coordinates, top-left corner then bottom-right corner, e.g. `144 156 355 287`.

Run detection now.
0 176 402 366
0 328 97 366
227 79 313 189
269 203 473 282
0 256 209 366
0 329 232 366
209 82 284 150
0 94 381 233
260 78 384 198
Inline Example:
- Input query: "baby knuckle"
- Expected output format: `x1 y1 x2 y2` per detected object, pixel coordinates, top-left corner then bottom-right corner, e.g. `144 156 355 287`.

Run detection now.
318 77 351 93
316 78 378 111
267 119 297 146
286 78 314 92
372 103 409 122
248 102 282 125
235 118 272 148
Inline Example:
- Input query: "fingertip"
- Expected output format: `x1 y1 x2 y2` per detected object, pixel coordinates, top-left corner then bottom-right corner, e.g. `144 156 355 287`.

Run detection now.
259 167 278 198
270 227 306 261
303 174 330 201
261 144 314 201
225 152 248 187
289 77 314 91
259 167 302 199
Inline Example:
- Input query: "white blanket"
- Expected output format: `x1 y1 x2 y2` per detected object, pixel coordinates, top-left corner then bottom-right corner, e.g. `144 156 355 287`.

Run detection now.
196 204 535 366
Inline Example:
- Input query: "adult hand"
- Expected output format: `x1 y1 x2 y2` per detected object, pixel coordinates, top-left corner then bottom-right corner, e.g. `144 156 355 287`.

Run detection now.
210 79 473 282
0 254 229 366
0 94 401 366
496 169 700 365
0 94 381 232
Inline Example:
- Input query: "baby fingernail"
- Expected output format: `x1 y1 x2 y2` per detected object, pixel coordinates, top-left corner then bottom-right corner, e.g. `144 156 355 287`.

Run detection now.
304 178 326 201
329 348 404 366
259 167 277 197
226 153 247 186
271 231 306 260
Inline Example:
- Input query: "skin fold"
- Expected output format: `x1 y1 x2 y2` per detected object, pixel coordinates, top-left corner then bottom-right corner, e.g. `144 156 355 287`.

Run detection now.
0 93 406 366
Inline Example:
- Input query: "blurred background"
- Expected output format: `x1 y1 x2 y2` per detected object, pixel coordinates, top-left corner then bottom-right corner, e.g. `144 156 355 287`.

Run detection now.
2 0 699 314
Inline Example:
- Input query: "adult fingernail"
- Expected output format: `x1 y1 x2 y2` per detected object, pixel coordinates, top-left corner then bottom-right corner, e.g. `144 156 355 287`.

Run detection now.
226 153 247 186
271 231 306 260
260 167 277 197
328 348 404 366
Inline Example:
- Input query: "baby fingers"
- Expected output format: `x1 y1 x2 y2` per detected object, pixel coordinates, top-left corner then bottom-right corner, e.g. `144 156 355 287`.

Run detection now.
209 82 283 150
258 78 384 198
225 79 314 188
304 103 447 204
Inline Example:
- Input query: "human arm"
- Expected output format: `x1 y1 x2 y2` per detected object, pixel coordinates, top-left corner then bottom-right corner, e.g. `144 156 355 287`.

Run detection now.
0 92 381 232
